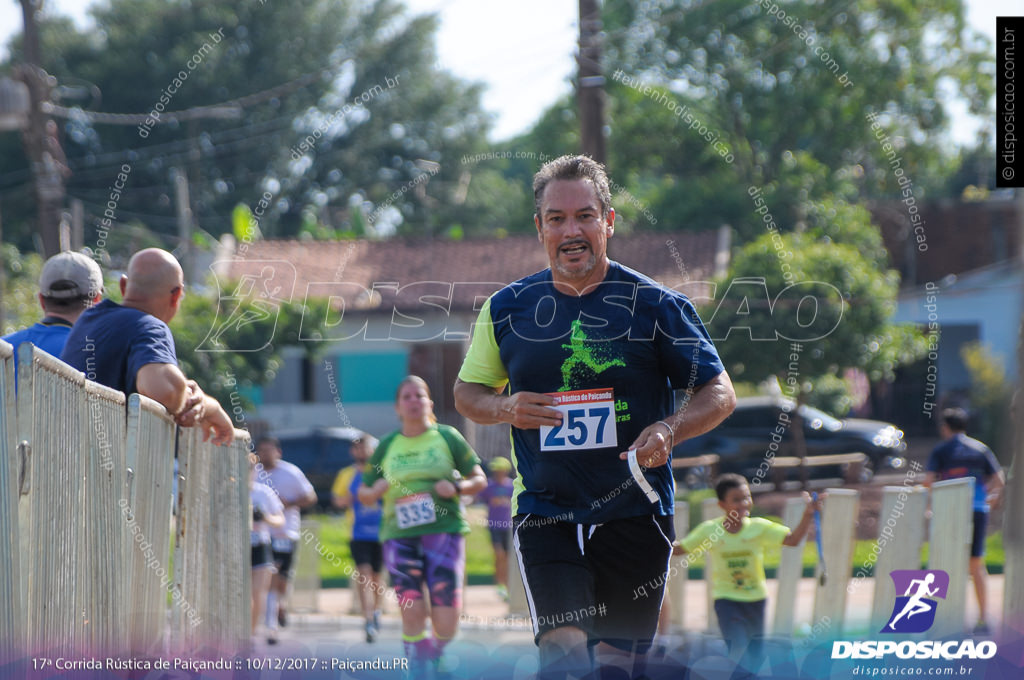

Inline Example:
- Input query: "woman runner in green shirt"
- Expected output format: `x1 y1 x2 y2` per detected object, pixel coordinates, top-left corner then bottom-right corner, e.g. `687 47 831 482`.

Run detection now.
359 375 487 675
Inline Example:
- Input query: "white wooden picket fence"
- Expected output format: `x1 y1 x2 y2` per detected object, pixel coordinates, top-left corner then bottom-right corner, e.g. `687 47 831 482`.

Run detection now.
502 477 1014 641
660 479 990 638
0 339 250 658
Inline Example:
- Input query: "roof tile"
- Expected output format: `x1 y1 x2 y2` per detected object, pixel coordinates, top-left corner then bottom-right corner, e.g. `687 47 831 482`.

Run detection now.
228 230 721 310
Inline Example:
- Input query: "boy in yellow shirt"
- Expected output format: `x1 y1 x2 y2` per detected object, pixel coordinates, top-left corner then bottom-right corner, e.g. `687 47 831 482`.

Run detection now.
676 474 821 672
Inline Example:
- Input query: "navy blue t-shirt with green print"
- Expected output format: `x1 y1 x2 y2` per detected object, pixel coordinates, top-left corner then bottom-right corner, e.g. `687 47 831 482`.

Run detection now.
458 261 724 525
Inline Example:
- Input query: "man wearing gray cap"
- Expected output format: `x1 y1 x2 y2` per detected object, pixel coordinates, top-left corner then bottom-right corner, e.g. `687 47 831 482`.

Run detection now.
2 251 104 358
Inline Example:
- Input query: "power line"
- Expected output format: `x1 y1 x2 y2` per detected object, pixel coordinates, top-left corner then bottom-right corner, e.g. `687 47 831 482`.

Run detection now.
43 69 326 126
0 110 299 189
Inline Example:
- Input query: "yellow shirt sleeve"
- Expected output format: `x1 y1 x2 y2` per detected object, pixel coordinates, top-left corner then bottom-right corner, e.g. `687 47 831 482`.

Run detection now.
679 519 716 553
752 517 791 545
457 297 509 390
332 466 356 503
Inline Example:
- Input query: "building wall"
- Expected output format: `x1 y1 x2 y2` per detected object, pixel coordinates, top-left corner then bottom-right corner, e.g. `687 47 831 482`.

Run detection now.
894 271 1022 381
253 310 477 437
872 198 1021 287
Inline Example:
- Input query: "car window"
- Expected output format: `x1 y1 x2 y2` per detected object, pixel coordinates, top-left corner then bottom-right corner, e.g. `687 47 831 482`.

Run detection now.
324 438 353 471
724 406 776 429
273 432 357 506
279 436 319 470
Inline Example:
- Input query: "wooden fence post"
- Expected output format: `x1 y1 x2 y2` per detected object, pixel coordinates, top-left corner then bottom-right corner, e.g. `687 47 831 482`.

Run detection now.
0 340 21 657
869 485 927 631
773 496 807 635
929 477 973 636
811 488 858 634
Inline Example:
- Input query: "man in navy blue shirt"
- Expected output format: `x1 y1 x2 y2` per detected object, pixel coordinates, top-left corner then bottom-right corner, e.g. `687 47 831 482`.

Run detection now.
3 251 103 361
62 248 232 444
925 408 1005 634
455 155 736 678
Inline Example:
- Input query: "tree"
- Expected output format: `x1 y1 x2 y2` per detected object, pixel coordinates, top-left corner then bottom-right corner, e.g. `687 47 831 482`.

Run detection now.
0 0 509 253
706 197 928 482
596 0 994 240
170 292 335 412
496 82 759 235
0 246 45 336
961 342 1013 463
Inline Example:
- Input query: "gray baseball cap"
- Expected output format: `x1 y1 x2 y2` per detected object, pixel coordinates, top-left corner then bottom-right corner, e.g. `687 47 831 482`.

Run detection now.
39 251 103 299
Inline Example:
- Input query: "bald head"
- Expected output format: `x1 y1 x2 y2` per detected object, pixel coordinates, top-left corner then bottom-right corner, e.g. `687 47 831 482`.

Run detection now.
120 248 185 322
125 249 183 295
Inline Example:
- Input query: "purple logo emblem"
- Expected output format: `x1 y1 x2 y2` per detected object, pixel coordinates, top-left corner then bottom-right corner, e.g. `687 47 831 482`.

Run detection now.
882 570 949 634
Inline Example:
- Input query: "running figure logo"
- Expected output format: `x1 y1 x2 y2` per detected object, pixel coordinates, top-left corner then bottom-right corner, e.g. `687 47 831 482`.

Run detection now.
198 260 295 353
559 320 625 391
882 570 949 634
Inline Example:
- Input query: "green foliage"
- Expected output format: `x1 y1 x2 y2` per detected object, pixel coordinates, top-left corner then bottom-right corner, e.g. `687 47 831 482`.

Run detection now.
232 203 259 244
802 199 889 269
603 81 755 233
603 0 994 223
170 286 334 410
0 247 44 336
961 342 1013 461
676 488 718 530
730 381 764 399
710 197 928 399
801 373 853 417
1 0 513 253
458 165 533 236
480 0 988 247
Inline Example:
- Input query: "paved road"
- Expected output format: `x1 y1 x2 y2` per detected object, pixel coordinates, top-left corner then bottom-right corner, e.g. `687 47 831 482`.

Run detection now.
248 579 1010 679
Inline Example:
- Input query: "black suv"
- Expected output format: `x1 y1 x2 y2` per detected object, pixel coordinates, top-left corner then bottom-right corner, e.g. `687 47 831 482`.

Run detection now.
270 427 363 508
674 396 907 486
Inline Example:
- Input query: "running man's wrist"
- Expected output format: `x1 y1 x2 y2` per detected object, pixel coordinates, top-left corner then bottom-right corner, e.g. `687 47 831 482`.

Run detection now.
654 420 674 447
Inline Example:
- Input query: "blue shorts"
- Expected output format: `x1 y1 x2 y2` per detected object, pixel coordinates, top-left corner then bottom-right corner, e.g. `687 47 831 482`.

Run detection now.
714 598 766 660
489 527 511 552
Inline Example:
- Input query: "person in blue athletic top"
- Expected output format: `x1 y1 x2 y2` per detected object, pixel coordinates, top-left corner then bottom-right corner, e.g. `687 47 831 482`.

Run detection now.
925 407 1004 635
332 432 385 642
3 251 103 369
455 154 736 679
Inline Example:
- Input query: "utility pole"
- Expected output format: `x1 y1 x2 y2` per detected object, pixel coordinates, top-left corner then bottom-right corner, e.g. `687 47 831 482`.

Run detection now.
578 0 606 165
173 168 193 285
70 198 84 250
1004 188 1024 641
19 0 64 258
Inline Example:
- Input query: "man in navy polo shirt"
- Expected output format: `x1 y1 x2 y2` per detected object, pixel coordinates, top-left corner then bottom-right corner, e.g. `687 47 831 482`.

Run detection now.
455 155 736 678
62 248 232 443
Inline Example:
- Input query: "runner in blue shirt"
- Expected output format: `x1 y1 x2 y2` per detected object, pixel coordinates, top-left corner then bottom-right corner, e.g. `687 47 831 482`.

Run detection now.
332 433 385 642
925 407 1005 634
